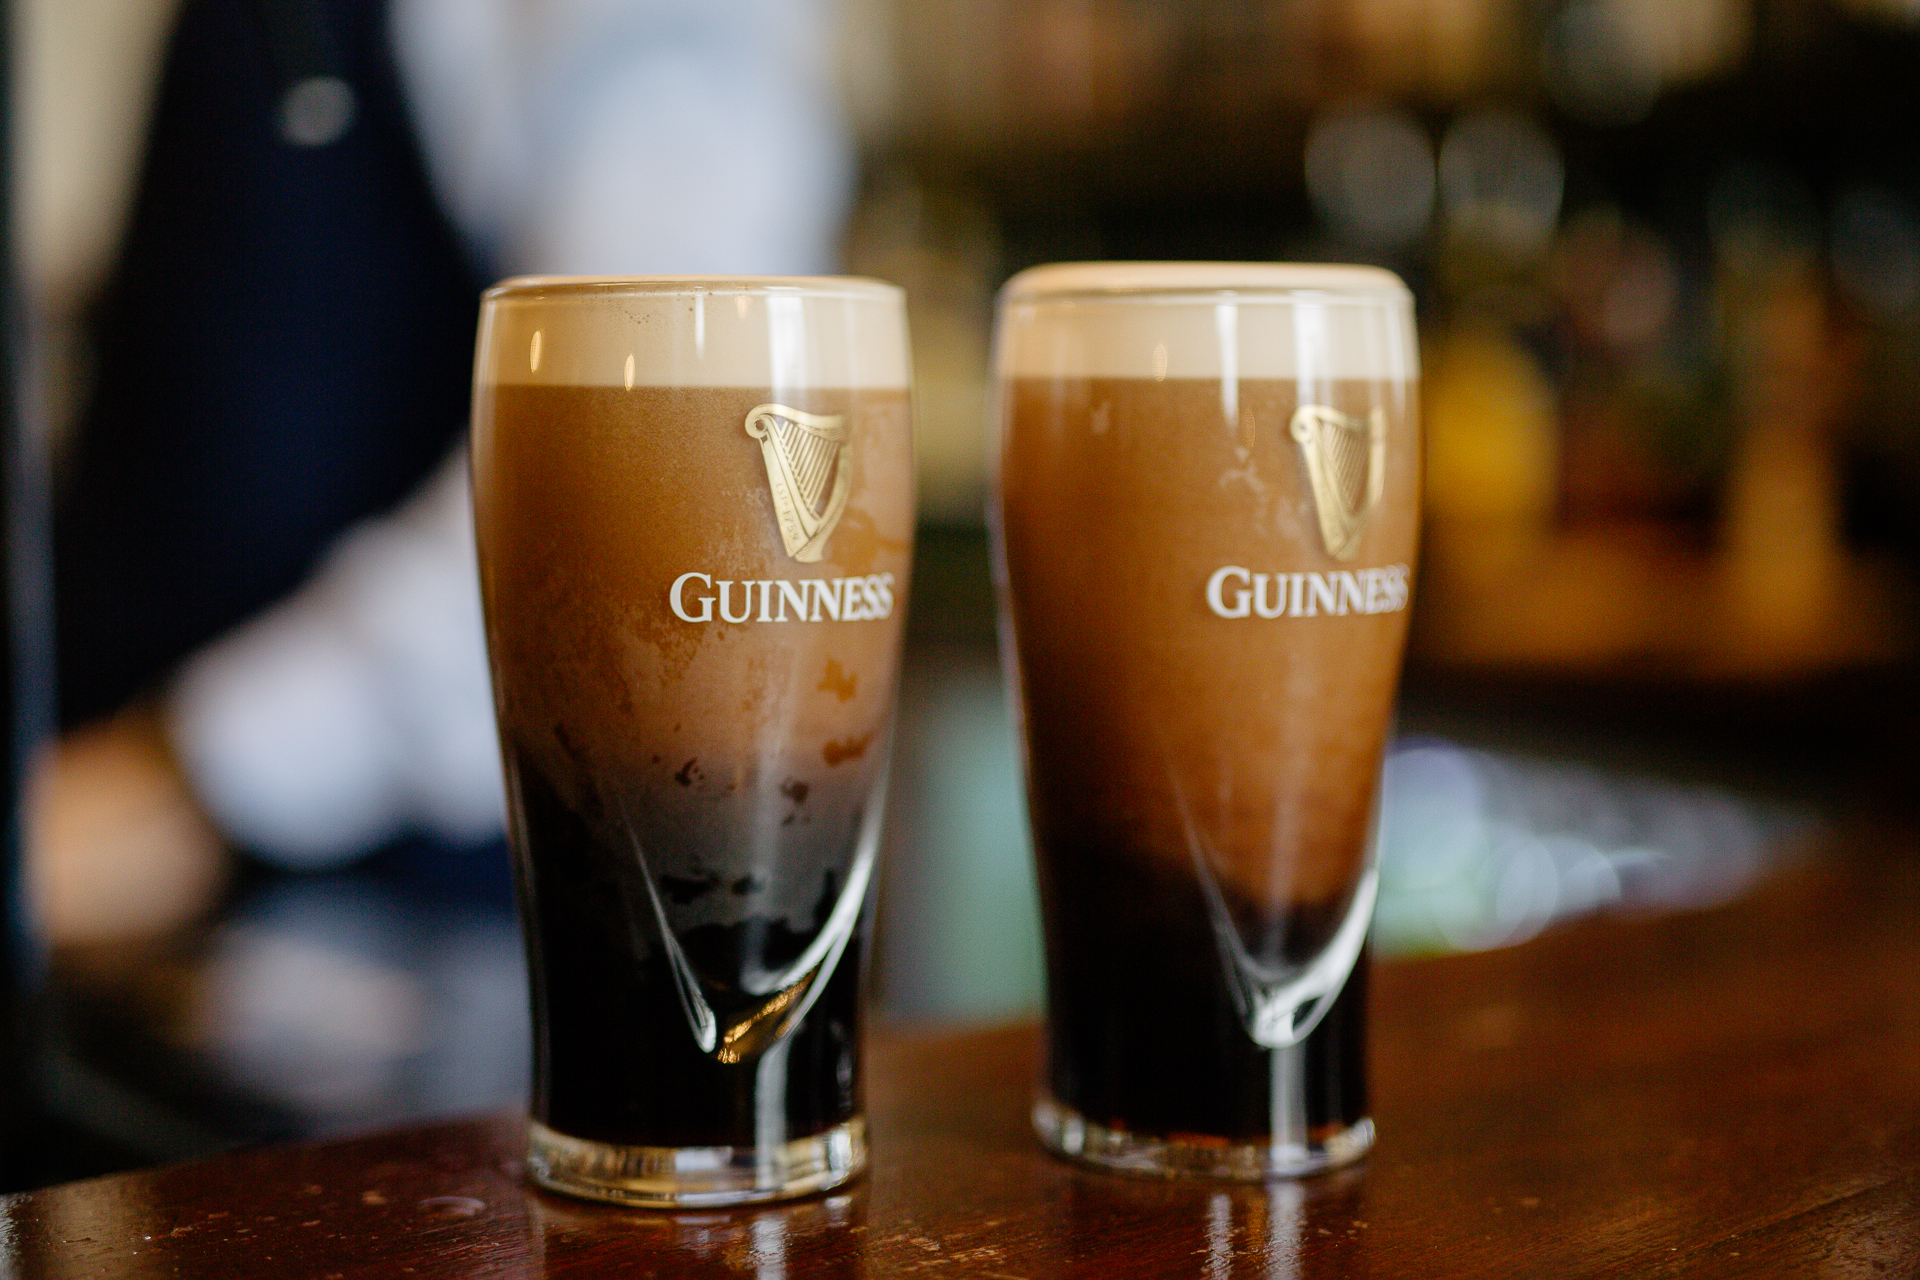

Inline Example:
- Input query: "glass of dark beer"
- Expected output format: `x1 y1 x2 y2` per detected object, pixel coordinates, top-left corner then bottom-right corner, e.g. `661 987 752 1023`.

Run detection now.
991 263 1419 1179
471 277 913 1205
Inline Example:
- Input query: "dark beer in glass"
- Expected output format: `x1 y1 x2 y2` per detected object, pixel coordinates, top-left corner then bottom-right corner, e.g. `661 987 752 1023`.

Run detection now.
992 263 1418 1178
472 277 913 1204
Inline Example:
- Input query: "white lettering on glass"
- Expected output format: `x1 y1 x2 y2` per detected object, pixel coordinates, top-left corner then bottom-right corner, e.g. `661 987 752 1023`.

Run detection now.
670 572 714 622
1205 564 1411 619
671 572 898 625
1206 566 1252 618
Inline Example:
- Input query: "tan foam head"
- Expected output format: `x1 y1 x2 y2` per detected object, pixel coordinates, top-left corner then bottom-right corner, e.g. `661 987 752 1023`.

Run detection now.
996 261 1418 382
476 276 911 390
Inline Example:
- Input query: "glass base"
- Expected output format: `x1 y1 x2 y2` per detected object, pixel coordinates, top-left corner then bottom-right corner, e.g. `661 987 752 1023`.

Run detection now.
526 1118 866 1207
1033 1097 1373 1181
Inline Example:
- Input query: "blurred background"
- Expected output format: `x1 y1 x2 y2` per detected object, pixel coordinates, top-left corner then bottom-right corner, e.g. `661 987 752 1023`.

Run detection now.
5 0 1916 1188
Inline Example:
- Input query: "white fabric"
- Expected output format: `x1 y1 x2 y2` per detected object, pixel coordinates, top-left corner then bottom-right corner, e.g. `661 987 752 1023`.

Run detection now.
168 0 852 866
170 459 502 866
391 0 851 276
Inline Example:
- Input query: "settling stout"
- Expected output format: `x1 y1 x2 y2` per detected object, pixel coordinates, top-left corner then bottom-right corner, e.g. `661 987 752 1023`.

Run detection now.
991 263 1419 1178
472 278 912 1205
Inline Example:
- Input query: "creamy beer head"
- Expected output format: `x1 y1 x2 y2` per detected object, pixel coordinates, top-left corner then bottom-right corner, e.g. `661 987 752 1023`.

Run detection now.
994 264 1417 1170
996 261 1416 383
476 275 911 391
473 277 912 1192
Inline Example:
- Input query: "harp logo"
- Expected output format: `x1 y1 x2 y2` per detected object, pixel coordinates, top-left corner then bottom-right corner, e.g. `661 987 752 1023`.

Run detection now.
1289 405 1386 561
746 403 851 562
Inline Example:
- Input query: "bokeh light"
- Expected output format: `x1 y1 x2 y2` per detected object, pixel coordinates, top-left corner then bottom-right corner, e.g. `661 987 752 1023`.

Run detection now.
1304 103 1435 252
1438 109 1564 262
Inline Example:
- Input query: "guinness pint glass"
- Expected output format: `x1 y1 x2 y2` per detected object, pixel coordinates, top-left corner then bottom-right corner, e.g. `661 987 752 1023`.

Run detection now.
472 278 913 1205
991 263 1418 1178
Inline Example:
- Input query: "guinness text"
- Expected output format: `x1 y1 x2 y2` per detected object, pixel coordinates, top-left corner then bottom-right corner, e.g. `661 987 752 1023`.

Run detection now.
1205 564 1411 619
671 571 897 624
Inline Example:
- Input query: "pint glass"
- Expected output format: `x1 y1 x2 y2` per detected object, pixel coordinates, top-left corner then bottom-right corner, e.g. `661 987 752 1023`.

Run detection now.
472 277 913 1205
991 263 1418 1178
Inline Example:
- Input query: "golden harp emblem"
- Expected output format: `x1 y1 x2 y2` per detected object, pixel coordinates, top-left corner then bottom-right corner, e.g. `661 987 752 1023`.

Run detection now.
745 403 851 562
1289 405 1386 561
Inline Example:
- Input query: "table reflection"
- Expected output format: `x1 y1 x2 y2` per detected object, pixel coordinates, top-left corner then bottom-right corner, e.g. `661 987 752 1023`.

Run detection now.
1055 1165 1369 1280
524 1185 867 1278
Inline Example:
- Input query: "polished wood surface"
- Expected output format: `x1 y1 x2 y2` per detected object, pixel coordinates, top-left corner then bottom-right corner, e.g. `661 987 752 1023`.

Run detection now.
4 837 1917 1278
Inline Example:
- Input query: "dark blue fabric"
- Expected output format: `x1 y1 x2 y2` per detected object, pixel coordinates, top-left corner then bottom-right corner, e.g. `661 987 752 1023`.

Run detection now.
55 0 485 726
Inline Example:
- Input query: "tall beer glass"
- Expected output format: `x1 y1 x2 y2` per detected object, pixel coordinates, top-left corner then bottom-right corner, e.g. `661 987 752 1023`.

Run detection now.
992 263 1418 1179
472 277 913 1205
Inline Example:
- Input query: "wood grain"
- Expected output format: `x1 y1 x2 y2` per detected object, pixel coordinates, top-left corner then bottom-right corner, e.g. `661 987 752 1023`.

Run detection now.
3 835 1916 1277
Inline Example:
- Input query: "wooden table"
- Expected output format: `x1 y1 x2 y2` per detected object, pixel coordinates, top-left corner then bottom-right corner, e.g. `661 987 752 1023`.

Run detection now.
4 837 1917 1278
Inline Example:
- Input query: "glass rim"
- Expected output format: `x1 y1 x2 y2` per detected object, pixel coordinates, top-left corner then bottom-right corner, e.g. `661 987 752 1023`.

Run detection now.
999 261 1411 304
482 274 904 304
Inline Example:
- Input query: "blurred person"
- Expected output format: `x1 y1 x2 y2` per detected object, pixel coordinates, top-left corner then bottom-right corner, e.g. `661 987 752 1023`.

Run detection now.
34 0 855 942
